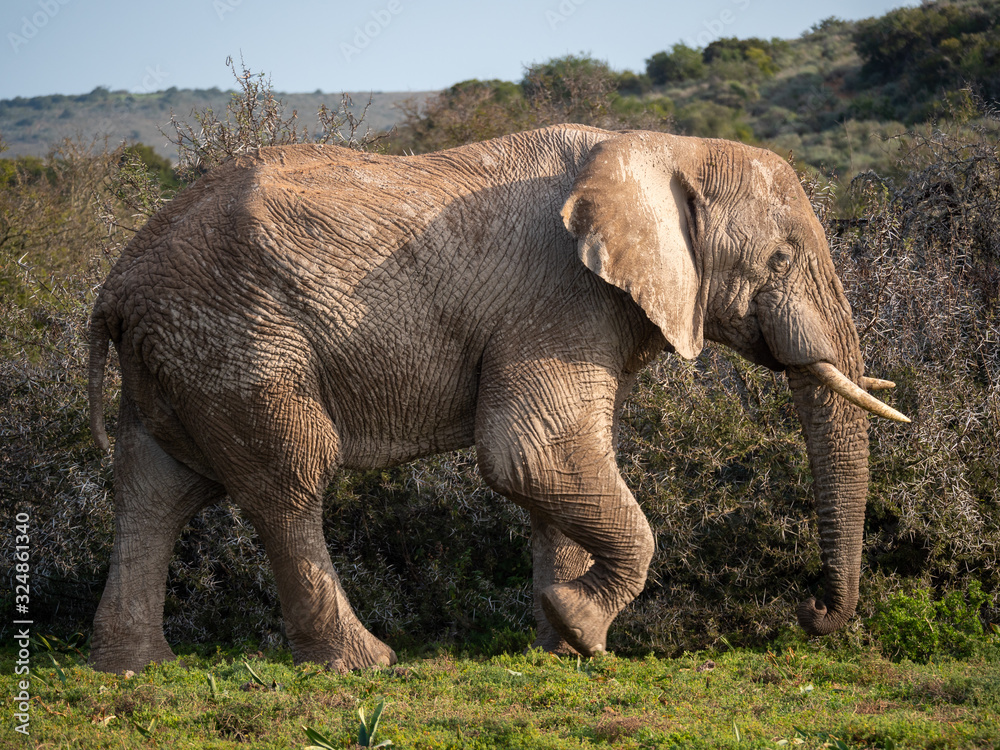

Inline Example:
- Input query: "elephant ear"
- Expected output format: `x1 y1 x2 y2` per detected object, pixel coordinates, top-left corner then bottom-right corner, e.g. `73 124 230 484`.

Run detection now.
561 135 706 359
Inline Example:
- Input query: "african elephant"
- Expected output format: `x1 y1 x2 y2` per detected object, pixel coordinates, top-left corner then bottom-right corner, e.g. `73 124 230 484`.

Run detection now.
87 123 907 674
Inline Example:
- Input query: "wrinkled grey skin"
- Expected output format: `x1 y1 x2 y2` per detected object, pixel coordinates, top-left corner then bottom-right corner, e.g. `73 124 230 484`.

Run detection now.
88 124 873 674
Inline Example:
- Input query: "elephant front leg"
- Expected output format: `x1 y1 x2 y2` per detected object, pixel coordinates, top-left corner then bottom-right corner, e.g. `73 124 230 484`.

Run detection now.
476 363 654 657
535 479 654 656
530 511 592 654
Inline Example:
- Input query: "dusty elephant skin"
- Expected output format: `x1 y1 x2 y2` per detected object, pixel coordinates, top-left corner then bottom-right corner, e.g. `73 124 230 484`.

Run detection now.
87 124 907 674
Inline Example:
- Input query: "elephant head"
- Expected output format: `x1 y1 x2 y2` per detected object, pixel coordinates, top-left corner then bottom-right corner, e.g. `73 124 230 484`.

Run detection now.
562 131 908 635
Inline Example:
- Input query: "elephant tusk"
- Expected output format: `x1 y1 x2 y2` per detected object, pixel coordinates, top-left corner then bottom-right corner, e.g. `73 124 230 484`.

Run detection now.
808 362 911 423
861 376 896 391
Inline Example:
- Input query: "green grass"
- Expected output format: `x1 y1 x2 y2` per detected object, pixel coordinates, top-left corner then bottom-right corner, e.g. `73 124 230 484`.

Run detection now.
6 639 998 749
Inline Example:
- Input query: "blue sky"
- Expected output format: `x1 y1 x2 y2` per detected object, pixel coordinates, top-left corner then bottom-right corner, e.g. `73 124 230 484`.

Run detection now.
2 0 918 99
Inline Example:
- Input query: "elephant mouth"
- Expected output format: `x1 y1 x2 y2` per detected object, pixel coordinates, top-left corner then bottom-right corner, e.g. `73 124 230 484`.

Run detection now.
746 335 785 372
753 341 909 423
726 327 909 423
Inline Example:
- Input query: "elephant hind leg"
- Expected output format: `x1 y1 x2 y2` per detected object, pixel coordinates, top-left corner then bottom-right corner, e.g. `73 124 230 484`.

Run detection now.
90 395 224 674
240 507 397 671
211 393 395 671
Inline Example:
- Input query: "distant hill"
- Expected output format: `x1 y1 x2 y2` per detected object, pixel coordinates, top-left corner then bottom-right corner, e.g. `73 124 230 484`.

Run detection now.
5 0 999 180
0 88 434 160
390 1 1000 181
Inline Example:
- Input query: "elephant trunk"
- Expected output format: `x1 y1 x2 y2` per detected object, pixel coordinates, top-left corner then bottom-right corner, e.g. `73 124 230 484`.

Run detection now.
787 360 870 635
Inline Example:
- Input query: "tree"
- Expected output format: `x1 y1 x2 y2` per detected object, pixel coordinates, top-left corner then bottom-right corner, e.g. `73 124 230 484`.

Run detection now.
702 37 784 78
646 44 706 85
521 54 618 111
853 0 1000 101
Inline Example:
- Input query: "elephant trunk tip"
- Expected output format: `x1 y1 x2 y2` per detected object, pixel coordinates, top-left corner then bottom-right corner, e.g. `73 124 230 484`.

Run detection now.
797 596 852 636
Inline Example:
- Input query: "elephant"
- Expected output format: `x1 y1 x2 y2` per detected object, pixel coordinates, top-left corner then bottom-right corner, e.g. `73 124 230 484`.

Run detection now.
87 123 908 674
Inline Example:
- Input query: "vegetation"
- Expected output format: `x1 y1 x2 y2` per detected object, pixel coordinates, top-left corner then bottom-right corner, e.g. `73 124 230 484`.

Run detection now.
2 0 999 744
384 1 1000 183
390 55 673 155
854 0 1000 114
6 638 998 748
646 44 706 85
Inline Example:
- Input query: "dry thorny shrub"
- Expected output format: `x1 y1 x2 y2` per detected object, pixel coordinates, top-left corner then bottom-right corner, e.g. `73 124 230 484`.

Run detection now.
838 113 1000 604
1 87 997 654
1 138 118 632
168 56 387 183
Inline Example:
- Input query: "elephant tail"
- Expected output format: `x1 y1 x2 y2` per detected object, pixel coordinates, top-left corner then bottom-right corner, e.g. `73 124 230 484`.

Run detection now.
88 308 112 453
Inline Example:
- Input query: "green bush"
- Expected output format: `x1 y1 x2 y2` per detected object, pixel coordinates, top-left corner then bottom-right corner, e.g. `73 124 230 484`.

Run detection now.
675 100 754 141
520 54 617 110
646 44 706 85
615 70 653 96
703 37 788 79
393 55 674 154
869 581 994 661
853 0 1000 114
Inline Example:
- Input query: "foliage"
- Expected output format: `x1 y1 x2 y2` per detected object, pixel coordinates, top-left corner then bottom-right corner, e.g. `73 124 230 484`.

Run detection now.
869 581 995 662
854 0 1000 106
703 37 788 79
356 698 392 747
121 143 180 192
5 642 999 748
614 70 653 96
391 79 539 154
0 137 110 278
0 136 117 637
827 107 1000 653
675 100 753 143
391 54 673 154
520 54 617 109
646 44 707 85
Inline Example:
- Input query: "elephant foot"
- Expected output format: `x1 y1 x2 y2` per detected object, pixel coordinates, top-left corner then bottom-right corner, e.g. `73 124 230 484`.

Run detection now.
540 582 615 657
292 629 397 673
528 639 579 657
89 632 176 675
530 626 580 656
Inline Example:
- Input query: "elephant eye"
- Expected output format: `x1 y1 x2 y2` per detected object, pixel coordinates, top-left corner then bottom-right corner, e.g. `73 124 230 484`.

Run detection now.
767 247 794 277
